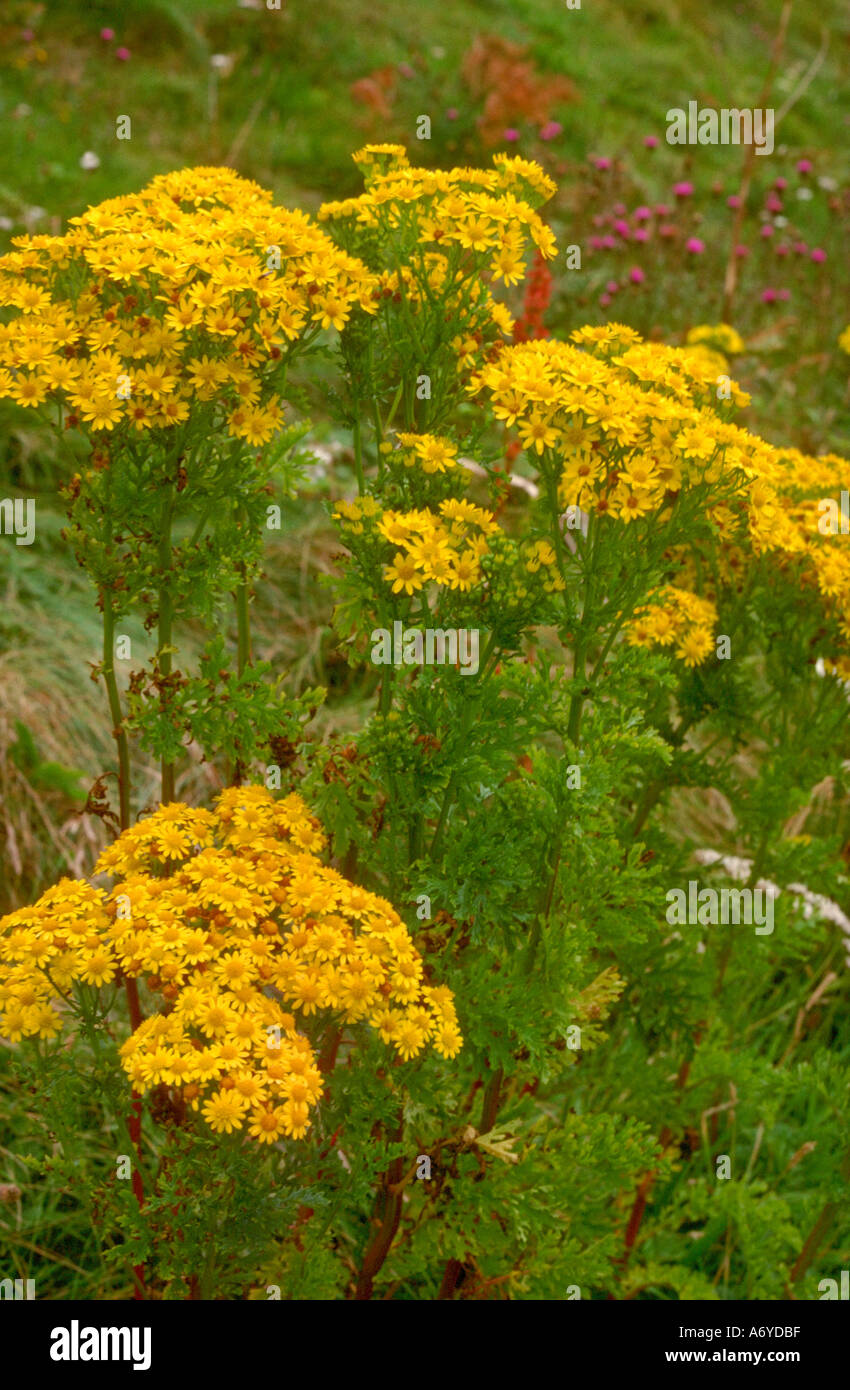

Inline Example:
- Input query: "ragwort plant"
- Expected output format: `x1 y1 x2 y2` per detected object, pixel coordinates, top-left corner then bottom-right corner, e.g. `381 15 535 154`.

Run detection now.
0 164 459 1298
306 146 850 1299
0 148 849 1300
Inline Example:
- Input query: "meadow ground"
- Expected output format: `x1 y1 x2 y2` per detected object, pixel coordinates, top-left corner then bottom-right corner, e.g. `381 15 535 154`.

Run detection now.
1 0 849 1307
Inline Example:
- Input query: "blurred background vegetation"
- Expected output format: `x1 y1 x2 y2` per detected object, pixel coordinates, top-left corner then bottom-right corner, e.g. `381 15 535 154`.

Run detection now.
1 0 849 1295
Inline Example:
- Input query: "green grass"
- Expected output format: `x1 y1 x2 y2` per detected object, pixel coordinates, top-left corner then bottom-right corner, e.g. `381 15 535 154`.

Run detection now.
1 0 849 1300
0 0 846 887
0 0 846 232
0 0 846 913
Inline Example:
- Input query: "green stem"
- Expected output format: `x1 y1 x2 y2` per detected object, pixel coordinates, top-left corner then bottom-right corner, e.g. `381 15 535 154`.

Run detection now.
429 778 457 863
384 380 405 435
542 454 572 600
373 397 384 461
567 510 600 745
236 565 252 676
789 1147 850 1290
354 1105 405 1299
428 636 496 861
479 1068 503 1134
380 663 393 716
158 482 177 804
591 605 632 680
526 844 562 975
352 412 365 496
101 594 131 832
544 476 592 746
630 715 696 840
189 499 215 549
407 811 425 867
630 778 663 842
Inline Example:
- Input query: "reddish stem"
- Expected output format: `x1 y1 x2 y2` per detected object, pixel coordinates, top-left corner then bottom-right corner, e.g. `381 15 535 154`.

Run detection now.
354 1108 405 1299
437 1067 505 1298
479 1067 503 1133
619 1051 695 1267
318 1025 342 1076
438 1258 464 1300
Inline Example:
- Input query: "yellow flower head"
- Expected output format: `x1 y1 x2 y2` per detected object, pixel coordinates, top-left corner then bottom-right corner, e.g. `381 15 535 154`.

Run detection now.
0 786 460 1142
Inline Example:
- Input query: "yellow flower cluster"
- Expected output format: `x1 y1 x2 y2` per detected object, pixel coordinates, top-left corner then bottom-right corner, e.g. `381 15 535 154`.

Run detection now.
838 325 850 355
334 490 500 596
0 786 461 1142
686 323 745 355
319 146 557 368
627 585 718 667
471 326 757 524
749 447 850 643
393 431 459 474
522 537 564 591
636 443 850 668
324 145 556 261
0 166 375 444
471 323 850 667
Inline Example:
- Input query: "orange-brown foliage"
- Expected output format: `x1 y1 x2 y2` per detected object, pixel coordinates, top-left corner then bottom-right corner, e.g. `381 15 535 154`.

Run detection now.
462 34 579 146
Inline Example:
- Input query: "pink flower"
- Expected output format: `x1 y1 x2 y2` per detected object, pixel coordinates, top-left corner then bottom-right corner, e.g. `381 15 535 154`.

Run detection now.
600 294 611 308
593 157 612 170
605 279 620 293
796 159 813 174
22 27 35 41
766 192 783 212
628 266 645 284
539 121 562 141
793 240 808 255
600 234 617 249
446 108 458 120
100 27 115 41
734 244 750 258
810 247 826 263
774 177 787 191
613 219 630 238
659 224 677 239
613 201 626 215
727 194 742 209
503 128 520 142
643 135 659 148
633 227 649 242
116 46 131 60
760 224 774 238
685 237 704 254
654 203 671 217
589 235 604 250
633 206 652 221
761 287 778 303
775 243 790 257
673 181 694 197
